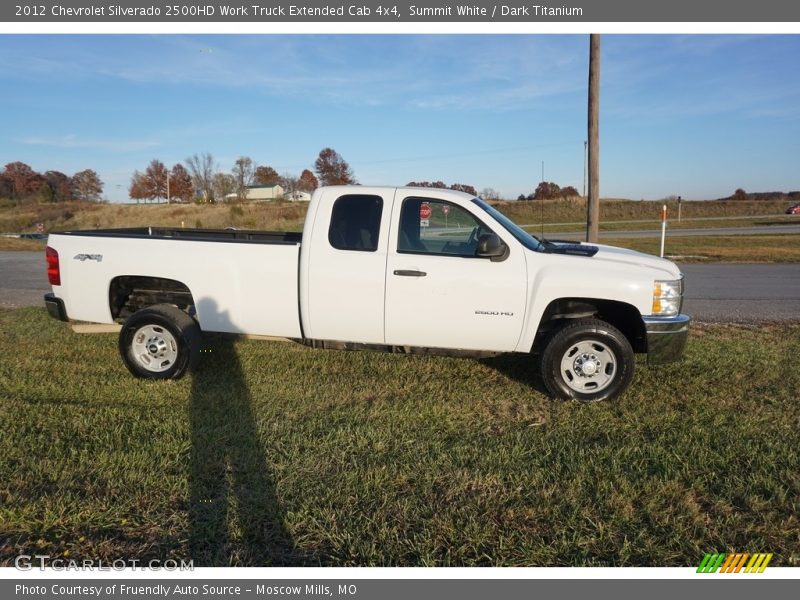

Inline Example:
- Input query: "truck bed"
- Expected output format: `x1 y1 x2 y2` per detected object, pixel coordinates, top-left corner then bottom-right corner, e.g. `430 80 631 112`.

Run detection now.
54 227 303 245
47 227 304 337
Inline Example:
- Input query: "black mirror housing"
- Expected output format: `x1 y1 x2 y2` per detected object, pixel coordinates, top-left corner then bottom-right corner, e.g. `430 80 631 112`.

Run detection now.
476 233 509 262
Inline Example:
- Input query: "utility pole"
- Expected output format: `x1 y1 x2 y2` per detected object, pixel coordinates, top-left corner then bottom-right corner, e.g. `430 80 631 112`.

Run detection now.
583 140 587 198
586 34 600 243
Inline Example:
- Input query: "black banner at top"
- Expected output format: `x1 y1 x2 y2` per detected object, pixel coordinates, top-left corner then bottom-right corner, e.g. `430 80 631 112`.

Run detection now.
4 0 800 23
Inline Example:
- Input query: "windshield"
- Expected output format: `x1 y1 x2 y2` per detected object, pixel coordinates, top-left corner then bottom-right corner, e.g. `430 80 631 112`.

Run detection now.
472 198 544 251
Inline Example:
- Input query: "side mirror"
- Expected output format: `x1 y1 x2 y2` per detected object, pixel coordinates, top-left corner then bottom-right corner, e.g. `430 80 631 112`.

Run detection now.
476 233 509 262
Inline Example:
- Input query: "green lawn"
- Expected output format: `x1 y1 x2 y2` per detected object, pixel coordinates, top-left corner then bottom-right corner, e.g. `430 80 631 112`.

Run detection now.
1 308 798 567
605 234 800 263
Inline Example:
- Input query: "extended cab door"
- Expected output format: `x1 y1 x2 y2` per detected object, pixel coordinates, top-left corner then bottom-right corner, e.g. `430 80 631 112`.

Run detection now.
384 194 528 352
303 187 393 344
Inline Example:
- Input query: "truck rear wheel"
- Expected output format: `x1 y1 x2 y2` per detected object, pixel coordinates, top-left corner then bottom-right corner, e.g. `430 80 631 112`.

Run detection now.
539 318 634 402
119 304 201 380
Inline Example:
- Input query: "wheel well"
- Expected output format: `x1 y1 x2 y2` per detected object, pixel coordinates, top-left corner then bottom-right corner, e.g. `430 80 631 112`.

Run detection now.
109 276 195 321
533 298 646 354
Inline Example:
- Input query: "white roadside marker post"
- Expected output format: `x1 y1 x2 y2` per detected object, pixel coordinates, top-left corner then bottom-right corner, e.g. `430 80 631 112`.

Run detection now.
660 204 667 258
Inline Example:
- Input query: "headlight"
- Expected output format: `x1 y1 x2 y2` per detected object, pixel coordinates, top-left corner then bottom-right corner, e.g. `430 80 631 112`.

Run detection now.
652 278 683 316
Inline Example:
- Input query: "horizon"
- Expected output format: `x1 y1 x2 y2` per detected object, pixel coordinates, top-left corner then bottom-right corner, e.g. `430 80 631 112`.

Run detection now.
1 34 799 203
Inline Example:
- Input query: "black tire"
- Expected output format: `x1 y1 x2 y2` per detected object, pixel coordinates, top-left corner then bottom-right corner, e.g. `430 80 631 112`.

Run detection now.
119 304 201 380
539 318 635 402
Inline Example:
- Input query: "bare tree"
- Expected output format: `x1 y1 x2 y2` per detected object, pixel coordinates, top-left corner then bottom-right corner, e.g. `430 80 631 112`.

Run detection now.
480 187 501 201
213 172 236 202
232 156 255 202
186 152 216 202
72 169 103 202
280 172 301 200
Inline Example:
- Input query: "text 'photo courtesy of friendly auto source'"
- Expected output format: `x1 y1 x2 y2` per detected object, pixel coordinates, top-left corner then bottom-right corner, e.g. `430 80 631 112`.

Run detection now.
45 185 689 403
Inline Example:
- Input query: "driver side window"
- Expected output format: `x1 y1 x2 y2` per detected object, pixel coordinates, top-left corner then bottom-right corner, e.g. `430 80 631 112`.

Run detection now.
397 197 493 256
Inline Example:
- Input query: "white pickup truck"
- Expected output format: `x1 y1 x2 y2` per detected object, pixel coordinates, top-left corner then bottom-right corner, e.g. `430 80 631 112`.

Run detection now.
44 185 689 402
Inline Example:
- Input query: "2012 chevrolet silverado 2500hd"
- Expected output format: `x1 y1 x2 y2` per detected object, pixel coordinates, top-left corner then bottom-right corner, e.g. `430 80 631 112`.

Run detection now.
44 185 690 402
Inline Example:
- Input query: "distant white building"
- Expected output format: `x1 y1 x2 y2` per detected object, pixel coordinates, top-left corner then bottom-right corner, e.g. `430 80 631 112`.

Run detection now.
225 184 285 202
246 184 284 201
284 190 312 202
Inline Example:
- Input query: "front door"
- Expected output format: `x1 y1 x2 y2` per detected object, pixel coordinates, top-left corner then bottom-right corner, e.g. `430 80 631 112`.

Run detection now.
384 195 527 352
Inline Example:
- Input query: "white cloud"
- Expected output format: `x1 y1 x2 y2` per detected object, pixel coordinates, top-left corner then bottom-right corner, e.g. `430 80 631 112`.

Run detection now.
19 134 160 153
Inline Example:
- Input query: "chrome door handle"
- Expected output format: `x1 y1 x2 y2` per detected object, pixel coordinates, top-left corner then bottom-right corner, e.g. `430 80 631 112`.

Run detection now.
393 269 427 277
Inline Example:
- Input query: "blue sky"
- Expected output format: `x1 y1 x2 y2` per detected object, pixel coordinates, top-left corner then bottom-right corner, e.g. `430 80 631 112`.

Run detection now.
1 34 798 202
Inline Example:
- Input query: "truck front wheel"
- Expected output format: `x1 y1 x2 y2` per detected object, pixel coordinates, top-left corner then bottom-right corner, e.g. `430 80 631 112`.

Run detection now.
119 304 201 380
539 318 635 402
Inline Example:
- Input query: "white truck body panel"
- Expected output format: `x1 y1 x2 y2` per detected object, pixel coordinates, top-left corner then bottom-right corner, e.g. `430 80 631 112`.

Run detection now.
300 186 396 344
382 190 529 352
48 235 302 338
46 185 686 359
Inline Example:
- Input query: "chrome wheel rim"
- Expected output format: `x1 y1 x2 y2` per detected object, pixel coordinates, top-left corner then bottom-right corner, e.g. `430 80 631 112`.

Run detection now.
131 324 178 373
559 339 617 393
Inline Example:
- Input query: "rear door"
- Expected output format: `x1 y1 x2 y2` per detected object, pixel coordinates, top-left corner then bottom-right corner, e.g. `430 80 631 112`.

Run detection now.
304 187 393 344
384 194 528 352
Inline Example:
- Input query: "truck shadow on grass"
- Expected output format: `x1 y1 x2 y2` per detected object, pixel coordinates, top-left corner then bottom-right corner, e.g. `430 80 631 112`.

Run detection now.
188 300 309 566
479 353 551 398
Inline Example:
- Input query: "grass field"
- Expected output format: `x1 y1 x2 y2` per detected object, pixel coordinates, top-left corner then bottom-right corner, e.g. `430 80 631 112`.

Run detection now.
601 235 800 263
1 197 798 263
0 237 46 251
1 308 798 567
0 197 793 236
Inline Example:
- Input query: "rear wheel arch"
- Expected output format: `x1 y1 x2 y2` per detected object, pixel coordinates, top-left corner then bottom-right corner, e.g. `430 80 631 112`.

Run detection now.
109 275 196 321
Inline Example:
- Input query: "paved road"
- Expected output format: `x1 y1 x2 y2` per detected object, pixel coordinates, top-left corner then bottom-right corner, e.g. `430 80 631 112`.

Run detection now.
679 263 800 323
0 251 49 308
1 251 799 323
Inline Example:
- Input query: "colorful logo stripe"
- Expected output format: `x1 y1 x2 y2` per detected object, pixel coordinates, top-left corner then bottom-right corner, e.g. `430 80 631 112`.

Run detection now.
697 553 772 573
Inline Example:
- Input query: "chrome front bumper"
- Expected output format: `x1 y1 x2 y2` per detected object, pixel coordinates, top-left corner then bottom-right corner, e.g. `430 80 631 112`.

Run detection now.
642 314 691 364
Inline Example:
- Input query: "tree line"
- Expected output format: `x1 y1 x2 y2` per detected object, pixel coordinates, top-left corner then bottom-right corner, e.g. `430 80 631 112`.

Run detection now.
405 181 479 196
128 147 356 203
517 181 580 201
0 162 103 203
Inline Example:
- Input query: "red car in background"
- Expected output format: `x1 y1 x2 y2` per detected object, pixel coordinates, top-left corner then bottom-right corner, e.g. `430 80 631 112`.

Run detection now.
786 204 800 215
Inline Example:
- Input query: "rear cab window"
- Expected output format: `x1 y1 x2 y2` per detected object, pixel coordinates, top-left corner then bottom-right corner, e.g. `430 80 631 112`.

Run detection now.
328 194 383 252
